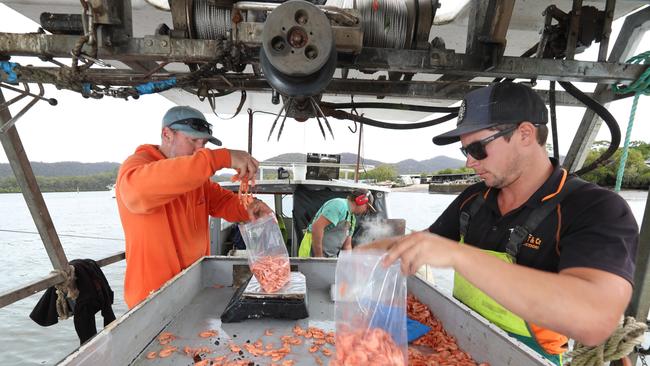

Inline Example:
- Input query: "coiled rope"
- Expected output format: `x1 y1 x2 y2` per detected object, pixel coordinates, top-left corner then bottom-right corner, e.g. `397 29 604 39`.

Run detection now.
612 51 650 192
565 316 647 366
52 265 79 320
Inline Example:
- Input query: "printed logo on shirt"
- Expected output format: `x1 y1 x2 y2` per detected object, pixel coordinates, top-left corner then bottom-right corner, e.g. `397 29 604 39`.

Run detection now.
507 228 542 251
523 234 542 250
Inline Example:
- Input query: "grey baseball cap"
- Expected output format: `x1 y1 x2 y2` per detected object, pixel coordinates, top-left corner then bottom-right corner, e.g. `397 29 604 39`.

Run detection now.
432 83 548 145
162 106 222 146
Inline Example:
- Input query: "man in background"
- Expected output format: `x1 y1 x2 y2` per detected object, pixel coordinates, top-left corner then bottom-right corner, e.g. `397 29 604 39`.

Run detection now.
299 188 375 258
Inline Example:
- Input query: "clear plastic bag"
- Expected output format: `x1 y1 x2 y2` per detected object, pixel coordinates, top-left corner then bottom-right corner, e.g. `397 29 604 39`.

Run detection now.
238 213 290 293
333 250 408 366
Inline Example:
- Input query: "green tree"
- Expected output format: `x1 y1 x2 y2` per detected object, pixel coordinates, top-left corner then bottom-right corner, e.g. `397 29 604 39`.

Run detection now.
361 164 397 182
0 170 118 193
581 144 650 189
434 167 473 175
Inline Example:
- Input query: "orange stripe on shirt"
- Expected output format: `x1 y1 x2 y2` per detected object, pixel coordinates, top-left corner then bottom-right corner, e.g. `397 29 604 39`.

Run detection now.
542 169 568 202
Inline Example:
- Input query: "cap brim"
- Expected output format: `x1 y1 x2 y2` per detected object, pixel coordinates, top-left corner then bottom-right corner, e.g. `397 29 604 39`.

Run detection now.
208 136 222 146
173 126 222 146
432 122 496 145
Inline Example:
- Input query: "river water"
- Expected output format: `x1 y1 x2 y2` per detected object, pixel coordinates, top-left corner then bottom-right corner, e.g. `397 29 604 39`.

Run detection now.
0 189 647 365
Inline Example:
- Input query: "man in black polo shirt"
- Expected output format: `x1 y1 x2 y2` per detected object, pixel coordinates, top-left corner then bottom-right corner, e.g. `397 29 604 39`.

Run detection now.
375 82 638 365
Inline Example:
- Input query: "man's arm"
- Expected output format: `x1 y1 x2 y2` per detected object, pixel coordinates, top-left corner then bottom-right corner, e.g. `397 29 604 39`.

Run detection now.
310 216 332 257
383 231 632 346
118 148 233 213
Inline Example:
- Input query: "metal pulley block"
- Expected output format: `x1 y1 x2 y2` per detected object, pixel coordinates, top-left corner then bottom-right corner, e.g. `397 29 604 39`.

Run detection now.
260 0 337 97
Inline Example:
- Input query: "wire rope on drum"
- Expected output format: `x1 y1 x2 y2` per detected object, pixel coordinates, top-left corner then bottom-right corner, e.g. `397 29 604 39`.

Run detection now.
361 0 408 48
194 0 231 40
326 0 409 48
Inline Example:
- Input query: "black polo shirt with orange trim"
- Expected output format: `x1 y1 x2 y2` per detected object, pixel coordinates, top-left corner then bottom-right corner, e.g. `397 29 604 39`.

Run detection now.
428 159 638 284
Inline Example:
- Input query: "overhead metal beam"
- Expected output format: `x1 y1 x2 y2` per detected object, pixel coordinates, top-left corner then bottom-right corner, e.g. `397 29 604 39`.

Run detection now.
344 49 645 83
464 0 515 70
563 6 650 172
0 32 646 84
428 0 514 98
597 0 616 62
1 68 592 106
564 0 583 61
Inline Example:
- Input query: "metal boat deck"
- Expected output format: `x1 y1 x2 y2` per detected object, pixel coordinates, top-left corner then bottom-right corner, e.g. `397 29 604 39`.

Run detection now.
58 257 553 366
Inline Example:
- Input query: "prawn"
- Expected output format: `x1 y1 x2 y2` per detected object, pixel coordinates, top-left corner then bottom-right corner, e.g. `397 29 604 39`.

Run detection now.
231 174 255 209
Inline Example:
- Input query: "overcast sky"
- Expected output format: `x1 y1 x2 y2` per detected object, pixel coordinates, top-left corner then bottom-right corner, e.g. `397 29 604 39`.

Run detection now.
0 4 648 166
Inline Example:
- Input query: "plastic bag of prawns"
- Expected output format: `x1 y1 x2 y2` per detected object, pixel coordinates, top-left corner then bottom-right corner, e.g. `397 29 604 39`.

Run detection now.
238 213 290 293
332 250 408 366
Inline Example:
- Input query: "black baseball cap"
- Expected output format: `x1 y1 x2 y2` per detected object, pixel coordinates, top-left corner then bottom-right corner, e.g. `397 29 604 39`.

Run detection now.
432 82 548 145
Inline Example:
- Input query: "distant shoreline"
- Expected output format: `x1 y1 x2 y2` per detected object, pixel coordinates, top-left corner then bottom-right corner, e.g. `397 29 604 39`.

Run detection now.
391 184 430 193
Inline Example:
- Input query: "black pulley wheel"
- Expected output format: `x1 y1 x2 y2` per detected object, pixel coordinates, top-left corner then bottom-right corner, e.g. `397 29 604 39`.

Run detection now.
260 45 337 97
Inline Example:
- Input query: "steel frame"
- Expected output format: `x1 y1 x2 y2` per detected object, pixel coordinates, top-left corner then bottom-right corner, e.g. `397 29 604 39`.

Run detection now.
0 3 650 364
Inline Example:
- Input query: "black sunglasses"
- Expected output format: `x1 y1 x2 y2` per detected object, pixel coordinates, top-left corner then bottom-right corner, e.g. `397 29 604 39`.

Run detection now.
168 118 212 135
460 125 518 160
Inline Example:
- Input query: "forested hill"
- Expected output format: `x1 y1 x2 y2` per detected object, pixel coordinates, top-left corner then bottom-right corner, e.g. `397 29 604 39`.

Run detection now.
0 162 120 193
265 153 465 174
0 162 120 178
0 154 464 179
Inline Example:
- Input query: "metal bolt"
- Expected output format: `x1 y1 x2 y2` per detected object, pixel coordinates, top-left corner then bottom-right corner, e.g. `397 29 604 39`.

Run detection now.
161 40 168 47
145 39 153 47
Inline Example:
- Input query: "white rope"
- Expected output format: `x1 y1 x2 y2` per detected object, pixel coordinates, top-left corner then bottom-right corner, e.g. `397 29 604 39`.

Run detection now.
565 316 647 366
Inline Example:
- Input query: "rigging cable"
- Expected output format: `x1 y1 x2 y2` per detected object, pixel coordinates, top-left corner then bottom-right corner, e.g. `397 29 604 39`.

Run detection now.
0 228 123 241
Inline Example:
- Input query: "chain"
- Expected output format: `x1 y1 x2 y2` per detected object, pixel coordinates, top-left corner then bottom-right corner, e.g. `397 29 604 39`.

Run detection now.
641 353 649 366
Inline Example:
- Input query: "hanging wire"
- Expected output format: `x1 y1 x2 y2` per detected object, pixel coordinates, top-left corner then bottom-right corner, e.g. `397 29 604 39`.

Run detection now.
347 95 359 133
275 98 294 141
310 97 335 140
208 90 247 120
267 98 292 141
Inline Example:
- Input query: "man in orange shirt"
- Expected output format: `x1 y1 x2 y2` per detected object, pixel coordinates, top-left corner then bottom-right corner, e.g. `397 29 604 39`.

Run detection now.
116 105 272 308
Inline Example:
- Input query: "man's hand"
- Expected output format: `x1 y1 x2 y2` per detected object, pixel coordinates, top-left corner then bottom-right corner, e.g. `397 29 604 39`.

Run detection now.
246 198 273 220
229 149 259 181
382 231 460 275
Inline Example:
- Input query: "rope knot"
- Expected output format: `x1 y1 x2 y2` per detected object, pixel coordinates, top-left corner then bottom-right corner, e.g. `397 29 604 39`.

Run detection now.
52 265 79 320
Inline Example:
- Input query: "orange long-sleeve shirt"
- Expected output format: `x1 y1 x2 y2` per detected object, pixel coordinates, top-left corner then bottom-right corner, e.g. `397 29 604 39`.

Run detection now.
116 144 249 308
